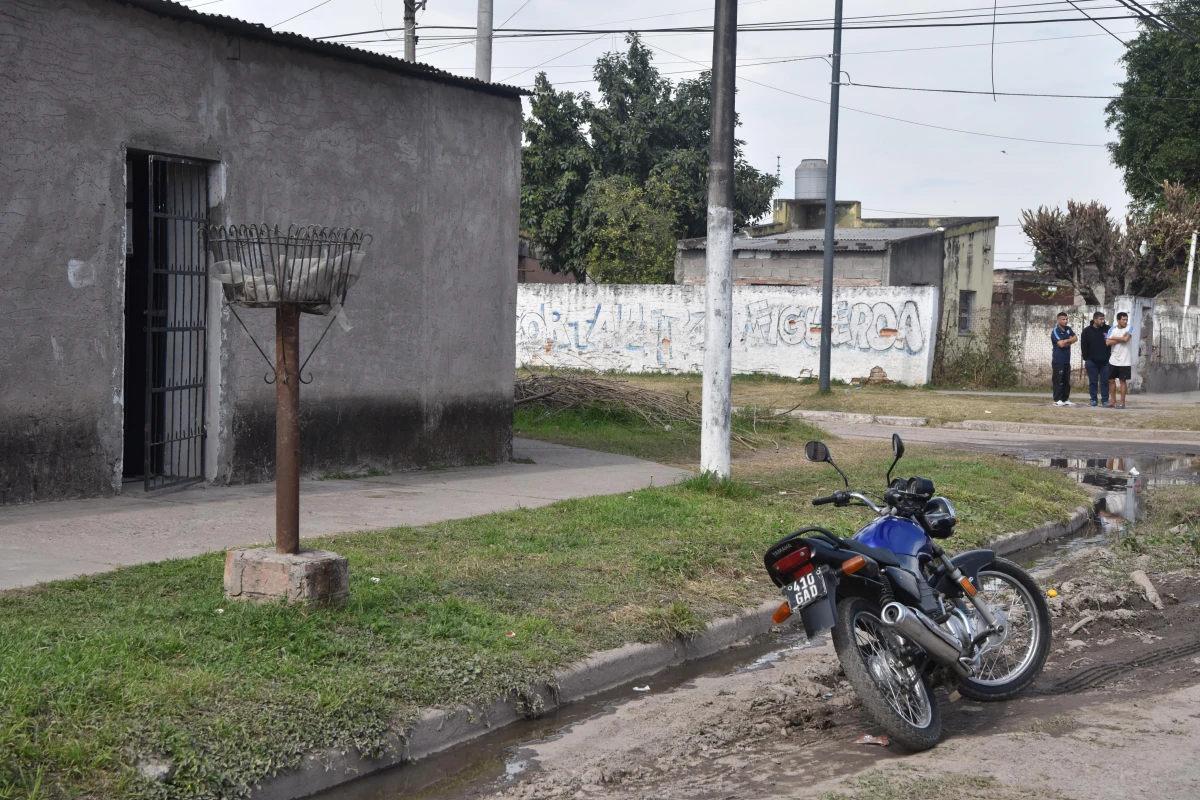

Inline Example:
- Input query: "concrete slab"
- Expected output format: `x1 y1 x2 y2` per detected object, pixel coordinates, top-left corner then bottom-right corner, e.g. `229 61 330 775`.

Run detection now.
0 439 691 590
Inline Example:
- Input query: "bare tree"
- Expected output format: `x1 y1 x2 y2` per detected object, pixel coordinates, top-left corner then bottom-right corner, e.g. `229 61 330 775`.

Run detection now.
1019 200 1120 304
1021 182 1200 303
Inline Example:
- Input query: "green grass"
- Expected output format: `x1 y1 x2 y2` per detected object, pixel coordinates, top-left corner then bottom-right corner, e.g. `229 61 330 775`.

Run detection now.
1115 484 1200 562
514 404 826 465
0 409 1088 799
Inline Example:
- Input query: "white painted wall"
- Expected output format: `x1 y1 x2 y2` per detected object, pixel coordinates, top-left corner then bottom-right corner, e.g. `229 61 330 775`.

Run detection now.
516 284 940 386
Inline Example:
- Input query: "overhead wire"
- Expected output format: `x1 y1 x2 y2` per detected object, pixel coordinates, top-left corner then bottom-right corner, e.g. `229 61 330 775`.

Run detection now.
641 40 1107 147
1063 0 1130 42
272 0 333 28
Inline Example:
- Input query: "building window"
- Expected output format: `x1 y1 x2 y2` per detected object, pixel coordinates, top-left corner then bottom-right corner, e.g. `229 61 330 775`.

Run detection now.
958 290 975 334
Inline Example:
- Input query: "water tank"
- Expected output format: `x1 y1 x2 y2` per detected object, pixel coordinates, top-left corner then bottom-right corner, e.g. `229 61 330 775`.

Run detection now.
794 159 828 201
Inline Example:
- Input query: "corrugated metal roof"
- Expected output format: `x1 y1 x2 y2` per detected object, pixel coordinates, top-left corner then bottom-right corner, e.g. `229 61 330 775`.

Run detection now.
110 0 529 98
683 227 939 252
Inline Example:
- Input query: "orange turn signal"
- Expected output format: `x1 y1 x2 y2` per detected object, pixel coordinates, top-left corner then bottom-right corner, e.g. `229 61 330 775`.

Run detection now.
841 555 867 576
959 576 978 596
772 602 793 624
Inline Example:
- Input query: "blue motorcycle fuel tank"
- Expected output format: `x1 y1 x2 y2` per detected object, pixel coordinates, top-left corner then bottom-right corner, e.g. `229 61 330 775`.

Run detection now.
853 516 932 571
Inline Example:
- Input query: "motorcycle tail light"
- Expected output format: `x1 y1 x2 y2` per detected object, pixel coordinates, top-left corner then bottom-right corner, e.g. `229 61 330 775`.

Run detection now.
772 546 811 577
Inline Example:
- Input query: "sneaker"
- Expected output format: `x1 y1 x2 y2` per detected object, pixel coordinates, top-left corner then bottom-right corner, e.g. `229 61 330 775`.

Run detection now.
1089 400 1098 407
1055 400 1065 406
1063 401 1075 406
1102 401 1111 408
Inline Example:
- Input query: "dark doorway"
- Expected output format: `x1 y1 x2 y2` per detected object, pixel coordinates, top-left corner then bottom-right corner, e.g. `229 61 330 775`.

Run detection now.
122 153 210 490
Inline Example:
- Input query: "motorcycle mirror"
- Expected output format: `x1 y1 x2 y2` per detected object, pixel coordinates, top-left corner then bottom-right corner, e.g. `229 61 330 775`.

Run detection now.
886 433 905 484
805 440 850 487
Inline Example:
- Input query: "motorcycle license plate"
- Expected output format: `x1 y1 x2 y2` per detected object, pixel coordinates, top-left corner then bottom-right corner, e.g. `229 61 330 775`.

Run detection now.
784 570 827 612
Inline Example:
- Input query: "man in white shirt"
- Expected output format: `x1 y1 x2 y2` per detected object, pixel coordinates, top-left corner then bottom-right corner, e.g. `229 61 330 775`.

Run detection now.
1106 311 1133 409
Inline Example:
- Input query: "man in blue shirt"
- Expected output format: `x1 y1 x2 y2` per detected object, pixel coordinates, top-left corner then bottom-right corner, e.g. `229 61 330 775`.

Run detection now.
1051 311 1077 406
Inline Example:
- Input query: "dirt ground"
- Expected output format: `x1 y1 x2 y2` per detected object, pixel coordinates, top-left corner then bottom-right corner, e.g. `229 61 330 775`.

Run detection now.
467 552 1200 800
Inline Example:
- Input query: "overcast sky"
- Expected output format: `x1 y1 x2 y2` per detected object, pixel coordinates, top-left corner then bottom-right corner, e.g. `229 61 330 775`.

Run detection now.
190 0 1140 267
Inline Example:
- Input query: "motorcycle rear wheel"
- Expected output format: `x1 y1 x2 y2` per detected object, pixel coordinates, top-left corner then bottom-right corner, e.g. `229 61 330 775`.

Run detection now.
832 595 942 751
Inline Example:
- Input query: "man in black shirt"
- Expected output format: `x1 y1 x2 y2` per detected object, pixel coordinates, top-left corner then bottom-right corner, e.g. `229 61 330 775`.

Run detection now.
1079 310 1111 407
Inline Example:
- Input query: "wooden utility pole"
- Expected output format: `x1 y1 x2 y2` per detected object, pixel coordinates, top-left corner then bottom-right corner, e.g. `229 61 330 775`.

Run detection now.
701 0 737 479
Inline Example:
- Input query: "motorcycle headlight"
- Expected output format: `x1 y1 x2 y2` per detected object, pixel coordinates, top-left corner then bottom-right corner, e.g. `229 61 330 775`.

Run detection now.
921 497 957 539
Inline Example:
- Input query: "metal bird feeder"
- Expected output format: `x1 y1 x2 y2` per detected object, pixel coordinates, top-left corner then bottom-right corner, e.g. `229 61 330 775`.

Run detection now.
207 224 371 555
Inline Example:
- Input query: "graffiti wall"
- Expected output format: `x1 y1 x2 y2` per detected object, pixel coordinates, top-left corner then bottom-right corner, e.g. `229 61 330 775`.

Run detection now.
516 285 940 386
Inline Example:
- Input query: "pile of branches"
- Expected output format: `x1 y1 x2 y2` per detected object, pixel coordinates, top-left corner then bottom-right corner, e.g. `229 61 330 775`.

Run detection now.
515 371 790 450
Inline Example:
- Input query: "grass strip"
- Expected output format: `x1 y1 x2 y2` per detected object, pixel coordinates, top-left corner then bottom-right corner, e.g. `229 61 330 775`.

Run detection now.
1 417 1086 799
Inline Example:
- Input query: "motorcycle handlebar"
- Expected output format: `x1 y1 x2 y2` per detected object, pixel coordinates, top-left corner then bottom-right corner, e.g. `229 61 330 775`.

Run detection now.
812 494 840 506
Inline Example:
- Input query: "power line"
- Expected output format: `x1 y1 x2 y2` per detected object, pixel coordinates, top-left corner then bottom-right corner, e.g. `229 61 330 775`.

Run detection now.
318 2 1182 41
847 81 1199 100
273 0 333 28
643 40 1108 147
1063 0 1129 43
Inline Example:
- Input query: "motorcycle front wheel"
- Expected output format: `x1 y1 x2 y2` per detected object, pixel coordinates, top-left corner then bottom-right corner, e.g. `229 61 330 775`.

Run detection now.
832 595 942 751
954 557 1052 701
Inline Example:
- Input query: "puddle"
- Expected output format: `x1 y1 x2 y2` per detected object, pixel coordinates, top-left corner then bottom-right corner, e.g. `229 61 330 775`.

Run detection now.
1016 452 1200 572
311 630 821 800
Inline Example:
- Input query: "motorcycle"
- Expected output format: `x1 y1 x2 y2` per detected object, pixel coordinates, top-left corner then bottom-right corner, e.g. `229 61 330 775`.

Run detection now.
763 434 1051 750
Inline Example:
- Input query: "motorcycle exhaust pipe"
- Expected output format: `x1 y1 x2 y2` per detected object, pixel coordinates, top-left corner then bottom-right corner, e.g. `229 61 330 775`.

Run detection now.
880 602 972 677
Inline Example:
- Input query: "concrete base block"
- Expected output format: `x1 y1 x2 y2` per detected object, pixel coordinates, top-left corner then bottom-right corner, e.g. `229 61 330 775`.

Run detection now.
224 548 349 606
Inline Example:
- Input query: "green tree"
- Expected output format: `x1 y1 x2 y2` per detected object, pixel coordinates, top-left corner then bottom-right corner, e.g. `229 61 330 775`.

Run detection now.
520 36 780 280
580 176 679 284
1106 0 1200 210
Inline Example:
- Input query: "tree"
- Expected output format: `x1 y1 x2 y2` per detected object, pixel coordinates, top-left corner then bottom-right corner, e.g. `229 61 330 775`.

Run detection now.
1020 182 1200 301
520 74 593 276
520 36 780 280
1106 0 1200 210
580 176 678 284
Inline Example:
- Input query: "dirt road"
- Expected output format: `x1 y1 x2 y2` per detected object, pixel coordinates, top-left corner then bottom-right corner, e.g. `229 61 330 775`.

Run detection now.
470 567 1200 800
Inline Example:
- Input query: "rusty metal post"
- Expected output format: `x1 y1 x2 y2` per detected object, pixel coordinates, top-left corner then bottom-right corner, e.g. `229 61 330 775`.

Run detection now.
275 305 301 554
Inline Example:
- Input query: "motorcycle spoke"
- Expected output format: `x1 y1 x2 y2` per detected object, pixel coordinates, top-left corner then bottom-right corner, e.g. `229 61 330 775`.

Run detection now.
971 571 1040 685
853 611 932 729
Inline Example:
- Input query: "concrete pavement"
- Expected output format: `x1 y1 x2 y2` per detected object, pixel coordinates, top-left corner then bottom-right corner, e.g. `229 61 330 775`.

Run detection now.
0 438 691 590
934 388 1200 405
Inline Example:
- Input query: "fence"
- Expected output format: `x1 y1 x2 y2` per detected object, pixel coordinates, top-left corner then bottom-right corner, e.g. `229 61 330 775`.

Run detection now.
516 284 941 386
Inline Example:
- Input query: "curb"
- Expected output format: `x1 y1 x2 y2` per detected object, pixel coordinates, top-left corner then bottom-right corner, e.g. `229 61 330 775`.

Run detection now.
783 409 929 427
250 599 782 799
943 419 1200 443
988 503 1096 557
248 503 1101 799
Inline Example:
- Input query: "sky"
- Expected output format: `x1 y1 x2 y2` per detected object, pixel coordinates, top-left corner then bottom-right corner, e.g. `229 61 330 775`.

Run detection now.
185 0 1143 268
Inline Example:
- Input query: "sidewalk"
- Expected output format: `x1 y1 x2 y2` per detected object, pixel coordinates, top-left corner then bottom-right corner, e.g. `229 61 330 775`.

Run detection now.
0 438 691 590
935 389 1200 405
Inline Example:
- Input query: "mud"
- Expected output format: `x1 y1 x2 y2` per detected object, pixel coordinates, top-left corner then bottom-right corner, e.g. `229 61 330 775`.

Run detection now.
442 553 1200 800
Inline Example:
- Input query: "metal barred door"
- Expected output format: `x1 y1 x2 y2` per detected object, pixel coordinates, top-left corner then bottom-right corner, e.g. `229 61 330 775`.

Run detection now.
146 156 209 490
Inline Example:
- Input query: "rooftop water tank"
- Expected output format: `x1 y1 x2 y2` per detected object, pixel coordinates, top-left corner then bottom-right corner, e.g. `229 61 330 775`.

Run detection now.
794 159 827 201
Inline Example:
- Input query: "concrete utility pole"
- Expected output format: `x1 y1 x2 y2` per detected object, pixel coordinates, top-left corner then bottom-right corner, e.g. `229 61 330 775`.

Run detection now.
701 0 737 479
817 0 845 393
1186 231 1196 307
476 0 493 81
404 0 420 61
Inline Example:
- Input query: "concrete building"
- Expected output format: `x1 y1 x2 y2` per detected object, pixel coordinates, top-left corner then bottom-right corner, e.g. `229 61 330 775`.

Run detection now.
675 161 998 341
1 0 524 504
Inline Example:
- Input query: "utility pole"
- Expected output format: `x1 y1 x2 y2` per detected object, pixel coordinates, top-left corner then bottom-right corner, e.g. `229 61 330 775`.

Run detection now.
817 0 845 393
1186 231 1197 307
701 0 737 479
404 0 423 62
475 0 493 81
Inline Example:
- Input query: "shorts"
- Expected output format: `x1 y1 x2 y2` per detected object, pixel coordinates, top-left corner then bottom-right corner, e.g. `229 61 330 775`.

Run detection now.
1110 365 1132 381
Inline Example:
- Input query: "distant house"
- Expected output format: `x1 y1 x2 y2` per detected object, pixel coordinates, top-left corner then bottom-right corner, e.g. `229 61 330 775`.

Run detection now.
674 160 999 340
1 0 525 504
517 239 581 284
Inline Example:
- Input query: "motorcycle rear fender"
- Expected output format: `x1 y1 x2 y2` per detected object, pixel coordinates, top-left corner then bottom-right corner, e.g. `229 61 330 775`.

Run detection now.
799 574 839 638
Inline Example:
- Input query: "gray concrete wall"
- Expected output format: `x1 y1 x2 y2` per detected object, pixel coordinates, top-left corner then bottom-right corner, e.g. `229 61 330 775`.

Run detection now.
677 250 887 286
0 0 520 503
887 232 944 288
